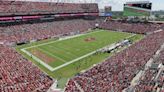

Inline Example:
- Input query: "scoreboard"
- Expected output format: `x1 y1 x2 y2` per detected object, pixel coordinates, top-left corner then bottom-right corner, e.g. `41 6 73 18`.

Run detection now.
124 1 152 16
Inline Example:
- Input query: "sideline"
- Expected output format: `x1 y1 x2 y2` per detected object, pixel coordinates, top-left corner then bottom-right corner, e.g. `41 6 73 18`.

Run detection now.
21 31 136 72
23 30 103 50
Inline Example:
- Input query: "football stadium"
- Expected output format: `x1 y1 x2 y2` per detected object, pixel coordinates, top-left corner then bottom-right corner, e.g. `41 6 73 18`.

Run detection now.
0 0 164 92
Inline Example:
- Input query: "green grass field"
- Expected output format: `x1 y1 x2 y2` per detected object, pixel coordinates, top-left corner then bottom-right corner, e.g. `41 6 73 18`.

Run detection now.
22 30 132 70
16 29 143 88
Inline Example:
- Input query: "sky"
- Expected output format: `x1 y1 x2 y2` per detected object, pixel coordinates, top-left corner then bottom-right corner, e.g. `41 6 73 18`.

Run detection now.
95 0 164 11
17 0 164 11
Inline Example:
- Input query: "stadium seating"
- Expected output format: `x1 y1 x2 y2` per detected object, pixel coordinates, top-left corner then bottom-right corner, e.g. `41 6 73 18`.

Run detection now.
0 1 98 16
0 45 53 91
65 30 164 92
0 2 99 91
0 19 95 45
64 79 81 92
154 48 164 64
134 69 158 92
1 19 164 46
98 20 162 34
0 4 164 91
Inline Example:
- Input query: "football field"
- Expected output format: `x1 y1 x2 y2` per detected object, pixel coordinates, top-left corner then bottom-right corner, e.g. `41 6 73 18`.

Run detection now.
16 29 144 88
20 30 132 71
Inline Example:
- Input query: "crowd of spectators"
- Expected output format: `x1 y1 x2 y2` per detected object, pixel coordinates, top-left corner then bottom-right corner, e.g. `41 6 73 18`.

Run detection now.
65 30 164 92
134 44 164 91
154 49 164 64
0 19 95 91
0 19 95 45
0 14 164 91
0 45 53 92
157 71 164 90
0 2 99 92
64 79 81 92
98 20 163 34
1 19 164 46
134 69 158 92
0 1 98 16
134 63 164 92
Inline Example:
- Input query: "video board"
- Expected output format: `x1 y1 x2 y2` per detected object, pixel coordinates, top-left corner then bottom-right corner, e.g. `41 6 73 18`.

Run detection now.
124 1 152 16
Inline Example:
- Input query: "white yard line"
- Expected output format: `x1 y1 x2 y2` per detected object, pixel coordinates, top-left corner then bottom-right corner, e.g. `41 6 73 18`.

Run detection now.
21 49 54 71
37 47 66 63
126 34 136 39
21 41 109 71
51 47 101 71
21 31 136 72
24 30 103 50
53 46 78 58
21 43 113 72
51 46 77 59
